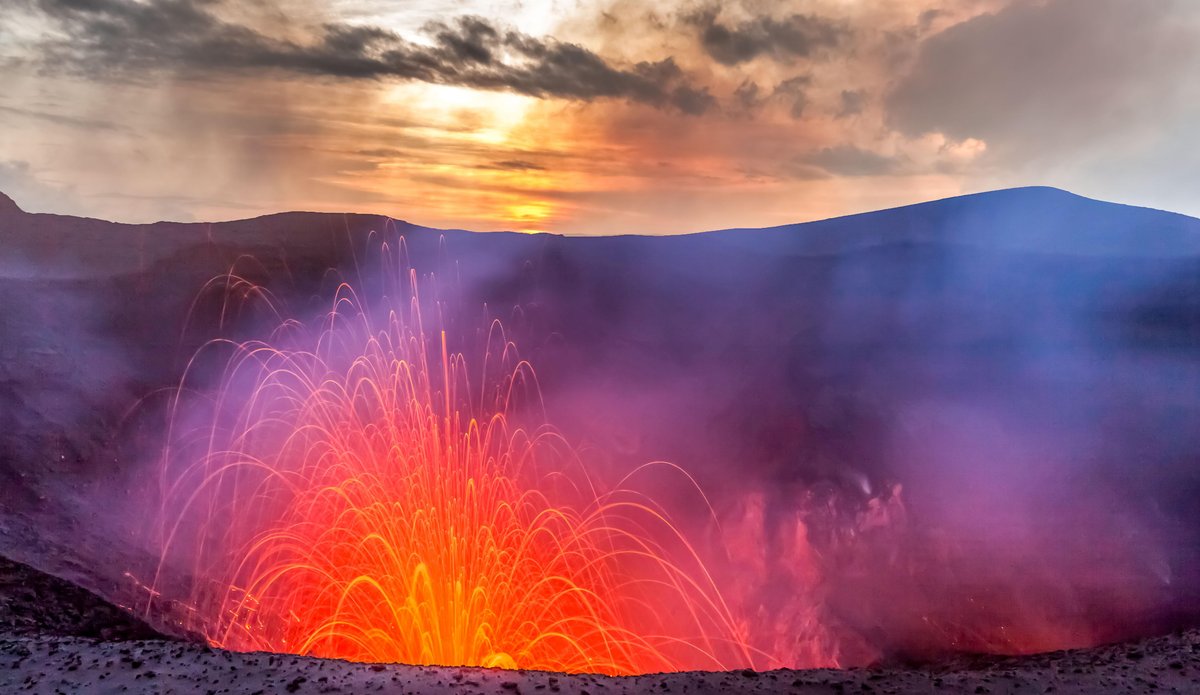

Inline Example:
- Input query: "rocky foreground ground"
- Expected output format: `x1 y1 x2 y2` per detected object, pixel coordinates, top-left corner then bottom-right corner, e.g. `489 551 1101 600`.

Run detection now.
0 556 1198 694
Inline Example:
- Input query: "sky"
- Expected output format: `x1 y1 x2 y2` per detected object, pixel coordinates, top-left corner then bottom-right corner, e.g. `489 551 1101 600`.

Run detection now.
0 0 1197 234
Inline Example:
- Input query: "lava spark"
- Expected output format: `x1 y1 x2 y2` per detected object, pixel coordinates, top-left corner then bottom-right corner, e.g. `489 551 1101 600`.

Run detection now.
150 257 756 675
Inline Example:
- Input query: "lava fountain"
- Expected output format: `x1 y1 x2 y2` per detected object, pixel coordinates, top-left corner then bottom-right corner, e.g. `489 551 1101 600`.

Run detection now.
147 246 762 674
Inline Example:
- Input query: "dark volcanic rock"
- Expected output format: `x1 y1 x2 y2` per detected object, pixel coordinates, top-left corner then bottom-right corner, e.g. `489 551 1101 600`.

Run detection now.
0 555 168 641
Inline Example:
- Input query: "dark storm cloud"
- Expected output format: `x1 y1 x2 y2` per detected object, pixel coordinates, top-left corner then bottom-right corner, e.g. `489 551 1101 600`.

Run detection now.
887 0 1200 158
669 84 717 116
687 9 847 66
20 0 714 114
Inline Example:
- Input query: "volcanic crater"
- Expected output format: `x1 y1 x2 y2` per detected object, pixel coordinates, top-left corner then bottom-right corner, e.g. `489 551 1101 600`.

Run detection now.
2 187 1200 693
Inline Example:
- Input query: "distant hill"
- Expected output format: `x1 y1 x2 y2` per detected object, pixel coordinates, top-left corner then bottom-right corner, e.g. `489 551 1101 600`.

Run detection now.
708 186 1200 258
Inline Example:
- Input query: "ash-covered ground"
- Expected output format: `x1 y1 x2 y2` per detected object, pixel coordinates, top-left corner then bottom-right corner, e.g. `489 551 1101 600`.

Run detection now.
0 556 163 641
2 552 1200 694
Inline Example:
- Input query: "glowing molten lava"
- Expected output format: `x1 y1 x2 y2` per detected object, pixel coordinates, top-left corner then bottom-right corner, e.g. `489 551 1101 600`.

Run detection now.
151 263 755 674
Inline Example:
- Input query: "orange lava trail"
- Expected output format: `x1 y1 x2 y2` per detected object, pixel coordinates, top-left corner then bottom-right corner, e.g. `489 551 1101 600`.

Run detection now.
151 261 759 675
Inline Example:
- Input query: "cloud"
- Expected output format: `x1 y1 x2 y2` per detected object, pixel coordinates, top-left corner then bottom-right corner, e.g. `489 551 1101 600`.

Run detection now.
481 160 546 171
836 90 865 119
802 145 901 178
772 75 811 119
887 0 1200 159
732 79 761 110
687 9 847 66
0 105 128 131
727 74 814 117
0 159 85 215
18 0 715 114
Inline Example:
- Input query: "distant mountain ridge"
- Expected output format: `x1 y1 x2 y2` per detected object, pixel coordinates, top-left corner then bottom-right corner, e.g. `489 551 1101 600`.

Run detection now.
2 187 1198 277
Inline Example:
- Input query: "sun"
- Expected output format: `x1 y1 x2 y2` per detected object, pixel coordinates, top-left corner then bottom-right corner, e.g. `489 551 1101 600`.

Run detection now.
505 200 555 233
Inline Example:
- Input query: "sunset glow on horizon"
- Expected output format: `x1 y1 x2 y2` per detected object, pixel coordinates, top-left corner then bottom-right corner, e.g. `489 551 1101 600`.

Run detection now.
1 0 1197 232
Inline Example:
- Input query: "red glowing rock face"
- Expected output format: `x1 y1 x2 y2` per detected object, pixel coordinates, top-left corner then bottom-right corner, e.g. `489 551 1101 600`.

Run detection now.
149 267 758 675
